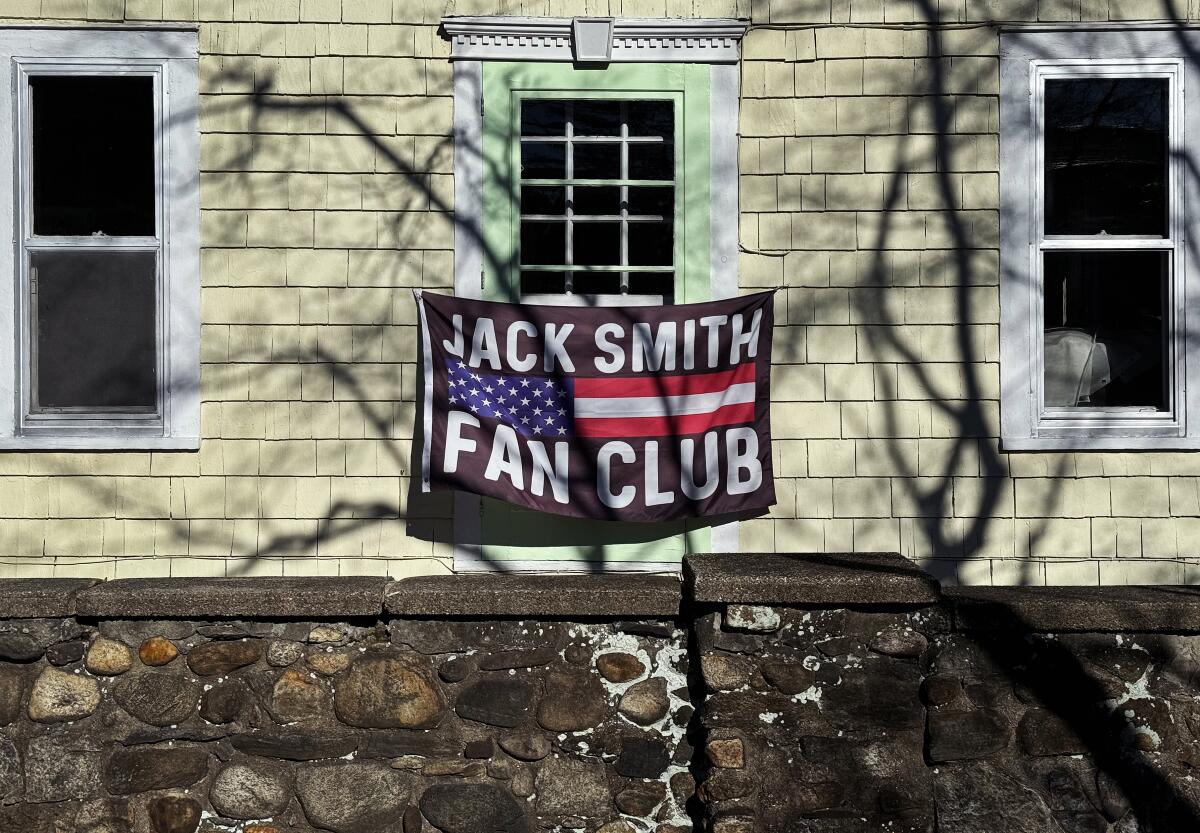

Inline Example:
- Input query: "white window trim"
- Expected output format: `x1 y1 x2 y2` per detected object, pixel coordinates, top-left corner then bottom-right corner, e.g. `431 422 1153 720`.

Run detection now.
444 17 743 569
1000 29 1200 450
0 28 199 450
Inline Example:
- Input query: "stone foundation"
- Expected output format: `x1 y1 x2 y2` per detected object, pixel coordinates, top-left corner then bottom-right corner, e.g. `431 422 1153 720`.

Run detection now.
0 563 1198 833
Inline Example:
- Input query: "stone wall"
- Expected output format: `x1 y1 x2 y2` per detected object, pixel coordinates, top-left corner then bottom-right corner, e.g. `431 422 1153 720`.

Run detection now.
2 559 1200 833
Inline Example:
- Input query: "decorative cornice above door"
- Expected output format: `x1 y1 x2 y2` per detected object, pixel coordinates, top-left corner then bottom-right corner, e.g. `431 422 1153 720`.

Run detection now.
440 16 749 64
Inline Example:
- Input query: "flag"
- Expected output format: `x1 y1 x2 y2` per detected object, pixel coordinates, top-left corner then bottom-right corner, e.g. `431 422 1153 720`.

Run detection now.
417 291 775 522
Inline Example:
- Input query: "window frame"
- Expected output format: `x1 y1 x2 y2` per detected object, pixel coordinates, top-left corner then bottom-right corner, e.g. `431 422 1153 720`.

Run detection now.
0 28 199 450
1000 30 1200 450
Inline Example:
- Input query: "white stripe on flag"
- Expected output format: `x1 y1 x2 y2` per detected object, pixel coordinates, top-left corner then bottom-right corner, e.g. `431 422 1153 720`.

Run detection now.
574 382 756 419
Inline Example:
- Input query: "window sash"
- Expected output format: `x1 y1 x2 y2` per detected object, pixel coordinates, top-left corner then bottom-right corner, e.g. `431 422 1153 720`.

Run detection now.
15 61 167 432
1030 59 1185 432
513 90 683 303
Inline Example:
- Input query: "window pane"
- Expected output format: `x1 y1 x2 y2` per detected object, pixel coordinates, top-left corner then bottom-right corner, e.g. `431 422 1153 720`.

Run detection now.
628 143 673 181
1044 78 1168 236
628 222 673 266
574 144 620 179
1043 251 1166 410
520 221 565 265
521 271 565 295
522 101 566 137
627 101 673 140
628 271 674 301
574 222 621 266
573 186 620 216
33 250 156 410
521 143 565 179
522 186 565 215
572 101 620 137
32 75 155 237
572 272 621 294
627 186 673 218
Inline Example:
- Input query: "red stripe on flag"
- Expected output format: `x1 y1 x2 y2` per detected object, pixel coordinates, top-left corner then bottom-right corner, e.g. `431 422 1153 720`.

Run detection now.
574 362 756 399
574 402 756 439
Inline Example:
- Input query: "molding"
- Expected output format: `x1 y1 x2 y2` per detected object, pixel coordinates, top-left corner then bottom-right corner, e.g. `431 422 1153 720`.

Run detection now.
441 16 748 63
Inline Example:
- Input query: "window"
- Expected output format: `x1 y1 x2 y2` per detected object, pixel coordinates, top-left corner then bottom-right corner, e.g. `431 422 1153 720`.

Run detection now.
0 30 199 449
518 97 677 302
1000 31 1200 449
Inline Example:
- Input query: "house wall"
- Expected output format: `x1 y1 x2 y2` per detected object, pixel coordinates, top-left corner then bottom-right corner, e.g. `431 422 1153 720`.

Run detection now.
0 0 1196 582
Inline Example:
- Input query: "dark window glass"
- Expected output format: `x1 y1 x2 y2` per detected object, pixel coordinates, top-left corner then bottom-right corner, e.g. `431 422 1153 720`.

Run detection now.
629 142 673 181
33 251 156 409
1043 250 1167 410
573 143 620 179
32 76 155 237
520 221 566 265
521 101 567 137
572 272 621 294
1044 78 1168 236
573 186 620 216
627 186 673 218
521 186 565 215
628 223 673 266
573 222 621 266
521 143 566 179
627 100 673 140
629 271 674 301
521 271 565 295
572 100 620 136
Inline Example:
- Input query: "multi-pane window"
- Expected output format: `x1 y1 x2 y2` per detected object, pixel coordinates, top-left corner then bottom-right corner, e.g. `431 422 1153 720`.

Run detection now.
1040 76 1172 413
518 98 676 302
25 75 159 417
999 32 1200 448
0 30 200 449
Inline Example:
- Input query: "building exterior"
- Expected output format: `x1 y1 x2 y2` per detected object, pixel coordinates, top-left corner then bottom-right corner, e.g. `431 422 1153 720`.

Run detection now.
0 0 1196 584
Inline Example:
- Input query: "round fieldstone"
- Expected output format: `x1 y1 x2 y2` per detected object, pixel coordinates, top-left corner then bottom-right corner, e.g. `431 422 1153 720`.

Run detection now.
270 668 329 722
28 667 100 722
113 672 201 726
597 824 635 833
25 734 103 802
148 796 201 833
46 640 86 666
0 631 44 662
86 637 133 676
701 654 753 691
536 670 608 732
498 732 551 761
308 625 346 643
138 637 179 667
455 678 533 728
419 783 529 833
597 652 645 683
438 656 473 683
706 738 745 768
306 649 352 676
187 640 262 676
616 781 666 816
200 679 246 724
334 653 444 729
618 677 670 725
211 762 291 819
267 640 304 667
297 763 411 833
761 661 816 695
870 627 928 658
105 745 210 795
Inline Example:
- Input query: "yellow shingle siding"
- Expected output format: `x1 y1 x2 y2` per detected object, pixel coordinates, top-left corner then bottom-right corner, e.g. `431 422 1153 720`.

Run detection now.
0 0 1196 583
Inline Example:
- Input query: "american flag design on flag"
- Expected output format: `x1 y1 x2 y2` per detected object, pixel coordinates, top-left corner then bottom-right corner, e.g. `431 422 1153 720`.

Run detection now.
417 290 776 522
